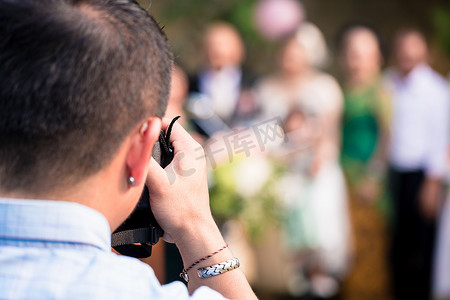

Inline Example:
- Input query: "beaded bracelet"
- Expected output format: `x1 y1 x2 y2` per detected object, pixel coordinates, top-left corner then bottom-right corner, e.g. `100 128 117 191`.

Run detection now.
180 244 229 282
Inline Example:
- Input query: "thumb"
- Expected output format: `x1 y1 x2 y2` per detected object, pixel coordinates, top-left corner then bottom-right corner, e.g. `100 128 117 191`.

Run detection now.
146 156 169 191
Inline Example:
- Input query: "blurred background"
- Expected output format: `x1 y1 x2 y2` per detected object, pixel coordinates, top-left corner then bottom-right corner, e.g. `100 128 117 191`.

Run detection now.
137 0 450 299
144 0 450 76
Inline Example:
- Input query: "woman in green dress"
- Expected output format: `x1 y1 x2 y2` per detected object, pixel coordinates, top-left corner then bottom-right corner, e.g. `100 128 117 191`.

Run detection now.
338 24 392 300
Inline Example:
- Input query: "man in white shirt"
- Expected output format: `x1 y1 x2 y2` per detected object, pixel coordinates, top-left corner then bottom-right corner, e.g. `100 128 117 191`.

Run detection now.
0 1 257 299
384 28 450 300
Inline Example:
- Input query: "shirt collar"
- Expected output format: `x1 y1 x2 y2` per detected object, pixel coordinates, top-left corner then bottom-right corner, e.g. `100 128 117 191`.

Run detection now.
0 198 111 252
202 65 242 80
393 63 430 85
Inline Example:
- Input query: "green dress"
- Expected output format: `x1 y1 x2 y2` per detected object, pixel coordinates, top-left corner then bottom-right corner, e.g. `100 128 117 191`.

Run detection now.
341 82 389 187
340 82 392 300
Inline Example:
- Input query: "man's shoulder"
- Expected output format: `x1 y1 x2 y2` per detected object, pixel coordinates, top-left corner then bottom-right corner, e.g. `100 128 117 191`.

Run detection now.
0 244 157 299
74 251 227 299
383 65 449 97
72 252 228 299
419 66 450 104
74 250 157 290
420 65 448 85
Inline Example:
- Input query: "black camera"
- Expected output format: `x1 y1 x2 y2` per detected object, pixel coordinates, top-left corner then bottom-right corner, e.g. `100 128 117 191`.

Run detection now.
111 116 179 258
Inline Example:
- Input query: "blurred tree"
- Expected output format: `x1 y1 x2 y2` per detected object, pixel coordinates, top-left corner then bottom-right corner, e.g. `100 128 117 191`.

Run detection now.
433 5 450 54
431 4 450 74
142 0 276 74
142 0 450 78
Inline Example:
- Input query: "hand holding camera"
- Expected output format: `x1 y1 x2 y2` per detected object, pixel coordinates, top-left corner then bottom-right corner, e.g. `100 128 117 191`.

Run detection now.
146 120 255 298
146 118 213 245
113 118 255 298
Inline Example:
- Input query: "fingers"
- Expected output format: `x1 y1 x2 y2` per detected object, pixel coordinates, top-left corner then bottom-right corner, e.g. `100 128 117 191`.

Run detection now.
161 118 201 154
147 120 204 188
144 118 213 247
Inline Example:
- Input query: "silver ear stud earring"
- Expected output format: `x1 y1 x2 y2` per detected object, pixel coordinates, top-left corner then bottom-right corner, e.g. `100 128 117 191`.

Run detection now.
128 176 136 186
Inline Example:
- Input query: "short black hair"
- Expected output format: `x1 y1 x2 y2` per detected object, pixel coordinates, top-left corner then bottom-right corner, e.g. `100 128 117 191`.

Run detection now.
0 0 173 194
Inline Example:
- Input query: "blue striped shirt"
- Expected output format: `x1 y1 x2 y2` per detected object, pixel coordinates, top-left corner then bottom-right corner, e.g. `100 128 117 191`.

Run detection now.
0 198 226 299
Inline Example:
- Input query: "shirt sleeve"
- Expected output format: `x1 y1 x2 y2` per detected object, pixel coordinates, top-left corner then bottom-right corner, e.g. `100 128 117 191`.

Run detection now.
106 252 229 300
158 281 228 299
425 85 450 178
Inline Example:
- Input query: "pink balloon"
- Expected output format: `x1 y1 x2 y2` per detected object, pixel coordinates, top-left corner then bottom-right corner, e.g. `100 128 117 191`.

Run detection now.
254 0 305 41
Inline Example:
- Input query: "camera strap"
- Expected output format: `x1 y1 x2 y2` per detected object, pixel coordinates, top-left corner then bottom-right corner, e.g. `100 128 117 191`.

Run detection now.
111 116 180 258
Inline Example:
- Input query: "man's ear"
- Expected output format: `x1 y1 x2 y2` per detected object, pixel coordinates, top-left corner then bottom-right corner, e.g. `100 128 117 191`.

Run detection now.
126 117 161 187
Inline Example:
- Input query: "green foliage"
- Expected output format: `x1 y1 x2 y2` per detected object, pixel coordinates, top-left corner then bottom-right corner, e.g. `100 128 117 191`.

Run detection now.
209 156 286 241
432 4 450 55
141 0 277 73
209 160 244 225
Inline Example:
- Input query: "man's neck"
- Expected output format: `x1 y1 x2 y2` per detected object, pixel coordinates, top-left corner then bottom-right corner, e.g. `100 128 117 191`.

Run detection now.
397 61 428 79
0 167 124 232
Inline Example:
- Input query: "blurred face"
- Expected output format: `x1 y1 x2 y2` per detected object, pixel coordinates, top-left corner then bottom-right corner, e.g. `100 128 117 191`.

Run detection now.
394 31 427 75
279 38 308 76
168 67 188 107
165 67 188 121
204 25 244 70
342 28 381 84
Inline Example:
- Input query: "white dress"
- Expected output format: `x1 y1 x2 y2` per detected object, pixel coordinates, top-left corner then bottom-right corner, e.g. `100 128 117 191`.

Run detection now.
253 72 351 293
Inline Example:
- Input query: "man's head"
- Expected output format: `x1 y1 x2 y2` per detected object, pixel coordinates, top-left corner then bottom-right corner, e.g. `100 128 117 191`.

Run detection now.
393 28 428 75
166 65 188 120
203 22 245 70
0 0 173 196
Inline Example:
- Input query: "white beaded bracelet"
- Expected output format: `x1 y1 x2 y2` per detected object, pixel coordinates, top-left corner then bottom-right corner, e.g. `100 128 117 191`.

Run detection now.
197 257 240 279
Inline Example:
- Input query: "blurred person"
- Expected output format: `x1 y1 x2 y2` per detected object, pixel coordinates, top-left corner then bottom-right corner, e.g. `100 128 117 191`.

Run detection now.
433 77 450 300
337 24 392 300
384 28 450 300
166 65 189 127
0 1 258 299
189 22 256 132
255 22 331 120
255 22 341 176
253 23 350 299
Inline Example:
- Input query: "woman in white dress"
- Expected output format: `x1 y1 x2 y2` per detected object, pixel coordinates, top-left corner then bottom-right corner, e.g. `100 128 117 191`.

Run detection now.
253 23 351 298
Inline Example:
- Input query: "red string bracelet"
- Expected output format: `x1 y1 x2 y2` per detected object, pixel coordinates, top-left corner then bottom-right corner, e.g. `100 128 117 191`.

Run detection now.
180 244 229 282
